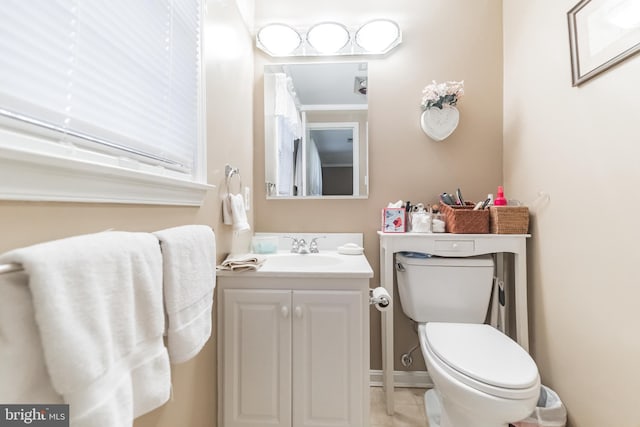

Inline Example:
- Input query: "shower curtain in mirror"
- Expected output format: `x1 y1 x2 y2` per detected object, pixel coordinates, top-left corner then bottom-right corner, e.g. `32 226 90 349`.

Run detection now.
273 73 301 196
294 137 322 196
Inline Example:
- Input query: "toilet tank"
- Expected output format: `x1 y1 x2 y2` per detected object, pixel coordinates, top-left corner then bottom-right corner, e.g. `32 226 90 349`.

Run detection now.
395 253 494 323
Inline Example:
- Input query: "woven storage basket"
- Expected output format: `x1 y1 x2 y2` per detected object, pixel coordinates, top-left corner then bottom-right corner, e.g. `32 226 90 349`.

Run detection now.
439 202 489 234
489 206 529 234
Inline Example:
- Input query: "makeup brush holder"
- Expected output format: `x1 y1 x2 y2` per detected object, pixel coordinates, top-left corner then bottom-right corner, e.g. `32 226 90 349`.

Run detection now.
439 202 489 234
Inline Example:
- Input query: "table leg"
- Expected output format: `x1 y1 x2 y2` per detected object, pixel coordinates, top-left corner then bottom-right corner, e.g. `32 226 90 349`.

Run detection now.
380 246 394 415
514 245 529 352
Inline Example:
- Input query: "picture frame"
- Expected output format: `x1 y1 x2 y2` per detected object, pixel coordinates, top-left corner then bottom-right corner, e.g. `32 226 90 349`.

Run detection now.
567 0 640 86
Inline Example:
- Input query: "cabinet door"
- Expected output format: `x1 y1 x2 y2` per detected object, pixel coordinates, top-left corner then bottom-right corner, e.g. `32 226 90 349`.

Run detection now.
222 289 292 427
292 290 364 427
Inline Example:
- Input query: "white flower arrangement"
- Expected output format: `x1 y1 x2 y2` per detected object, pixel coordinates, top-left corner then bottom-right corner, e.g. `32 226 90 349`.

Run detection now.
420 80 464 110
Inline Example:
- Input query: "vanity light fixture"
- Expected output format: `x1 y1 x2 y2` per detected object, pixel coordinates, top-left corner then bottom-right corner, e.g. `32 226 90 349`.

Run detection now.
256 23 302 56
256 19 402 57
307 22 350 54
355 19 401 53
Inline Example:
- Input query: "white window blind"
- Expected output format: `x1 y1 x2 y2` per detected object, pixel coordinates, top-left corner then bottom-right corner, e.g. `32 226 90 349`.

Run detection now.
0 0 208 205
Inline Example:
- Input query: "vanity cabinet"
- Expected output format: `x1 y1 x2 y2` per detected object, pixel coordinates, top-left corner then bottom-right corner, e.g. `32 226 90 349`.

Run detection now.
217 276 370 427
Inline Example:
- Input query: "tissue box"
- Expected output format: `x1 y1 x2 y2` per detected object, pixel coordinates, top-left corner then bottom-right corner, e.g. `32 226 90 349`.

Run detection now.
381 208 406 233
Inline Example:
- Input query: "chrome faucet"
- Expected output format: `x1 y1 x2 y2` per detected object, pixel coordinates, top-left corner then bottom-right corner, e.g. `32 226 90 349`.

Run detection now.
297 239 310 254
309 236 326 253
285 236 325 254
284 236 300 253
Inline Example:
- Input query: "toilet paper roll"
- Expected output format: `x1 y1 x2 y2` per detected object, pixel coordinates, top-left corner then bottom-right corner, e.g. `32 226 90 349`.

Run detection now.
371 287 392 312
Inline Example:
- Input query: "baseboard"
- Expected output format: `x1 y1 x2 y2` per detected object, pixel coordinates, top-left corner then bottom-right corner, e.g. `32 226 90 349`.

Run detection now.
369 369 433 388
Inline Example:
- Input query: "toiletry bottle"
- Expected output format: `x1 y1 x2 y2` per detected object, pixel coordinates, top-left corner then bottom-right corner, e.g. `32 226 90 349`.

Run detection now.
494 186 507 206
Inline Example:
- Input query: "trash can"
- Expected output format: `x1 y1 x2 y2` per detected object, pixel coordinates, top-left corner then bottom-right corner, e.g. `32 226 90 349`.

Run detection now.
512 385 567 427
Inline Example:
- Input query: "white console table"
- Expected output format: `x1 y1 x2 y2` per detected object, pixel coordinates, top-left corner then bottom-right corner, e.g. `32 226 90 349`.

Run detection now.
377 231 531 415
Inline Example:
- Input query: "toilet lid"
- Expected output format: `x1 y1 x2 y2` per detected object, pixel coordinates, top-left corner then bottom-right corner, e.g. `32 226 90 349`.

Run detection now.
425 323 539 393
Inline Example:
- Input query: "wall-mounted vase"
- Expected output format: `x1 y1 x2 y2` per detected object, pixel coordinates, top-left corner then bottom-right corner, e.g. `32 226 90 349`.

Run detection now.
420 106 459 141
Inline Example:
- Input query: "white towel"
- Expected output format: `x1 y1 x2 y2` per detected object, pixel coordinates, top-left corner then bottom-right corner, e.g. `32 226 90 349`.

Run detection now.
0 232 170 427
217 253 266 272
229 193 250 232
153 225 216 364
222 195 233 225
0 270 62 403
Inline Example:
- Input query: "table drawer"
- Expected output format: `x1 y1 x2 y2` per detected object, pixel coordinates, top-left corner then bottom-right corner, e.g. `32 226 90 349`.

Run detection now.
434 239 475 252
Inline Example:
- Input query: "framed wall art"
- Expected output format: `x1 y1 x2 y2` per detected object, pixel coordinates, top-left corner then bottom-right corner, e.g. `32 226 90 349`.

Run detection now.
567 0 640 86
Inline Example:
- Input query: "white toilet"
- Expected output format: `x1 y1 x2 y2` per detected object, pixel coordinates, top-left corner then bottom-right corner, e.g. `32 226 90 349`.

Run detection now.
396 253 540 427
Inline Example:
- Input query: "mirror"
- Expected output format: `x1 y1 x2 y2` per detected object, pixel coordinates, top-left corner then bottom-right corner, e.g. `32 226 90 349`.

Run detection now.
264 62 368 198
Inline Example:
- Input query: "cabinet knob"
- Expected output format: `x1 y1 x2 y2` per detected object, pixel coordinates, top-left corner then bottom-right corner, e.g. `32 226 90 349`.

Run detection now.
295 306 303 318
452 243 458 248
281 305 289 318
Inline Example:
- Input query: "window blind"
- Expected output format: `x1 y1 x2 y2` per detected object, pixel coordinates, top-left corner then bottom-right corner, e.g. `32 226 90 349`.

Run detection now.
0 0 202 174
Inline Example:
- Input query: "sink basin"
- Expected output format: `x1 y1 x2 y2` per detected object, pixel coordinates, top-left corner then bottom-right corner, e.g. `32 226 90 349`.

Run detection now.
265 253 344 268
217 249 373 278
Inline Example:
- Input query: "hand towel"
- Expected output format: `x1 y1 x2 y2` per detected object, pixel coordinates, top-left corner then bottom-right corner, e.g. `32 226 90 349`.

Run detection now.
222 194 233 225
153 225 216 364
217 253 266 272
229 193 250 232
0 232 170 427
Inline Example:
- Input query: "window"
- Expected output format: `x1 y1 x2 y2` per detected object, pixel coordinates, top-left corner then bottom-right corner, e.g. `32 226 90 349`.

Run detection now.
0 0 209 205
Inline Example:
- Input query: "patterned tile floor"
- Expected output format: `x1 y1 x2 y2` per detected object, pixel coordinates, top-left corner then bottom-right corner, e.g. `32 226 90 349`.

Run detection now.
370 387 430 427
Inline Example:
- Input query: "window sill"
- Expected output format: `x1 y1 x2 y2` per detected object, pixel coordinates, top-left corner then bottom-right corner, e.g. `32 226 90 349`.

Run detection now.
0 143 213 206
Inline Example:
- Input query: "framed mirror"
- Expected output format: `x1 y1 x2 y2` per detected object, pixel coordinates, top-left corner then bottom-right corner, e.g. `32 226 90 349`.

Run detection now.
264 62 368 198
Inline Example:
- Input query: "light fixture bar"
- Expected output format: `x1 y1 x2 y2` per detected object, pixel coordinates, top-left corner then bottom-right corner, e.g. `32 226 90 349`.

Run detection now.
256 19 402 57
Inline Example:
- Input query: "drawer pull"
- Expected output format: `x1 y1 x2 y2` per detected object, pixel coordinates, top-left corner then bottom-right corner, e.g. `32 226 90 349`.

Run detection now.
281 305 289 318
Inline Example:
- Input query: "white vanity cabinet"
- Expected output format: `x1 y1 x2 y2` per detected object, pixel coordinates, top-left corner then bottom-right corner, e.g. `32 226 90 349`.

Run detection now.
217 273 371 427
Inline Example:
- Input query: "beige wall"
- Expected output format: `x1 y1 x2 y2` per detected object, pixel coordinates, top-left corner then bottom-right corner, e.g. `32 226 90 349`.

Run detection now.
254 0 504 371
0 1 254 426
503 2 640 427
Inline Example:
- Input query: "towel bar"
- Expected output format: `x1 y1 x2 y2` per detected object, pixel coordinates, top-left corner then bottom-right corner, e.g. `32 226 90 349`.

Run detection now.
225 164 242 194
0 263 23 275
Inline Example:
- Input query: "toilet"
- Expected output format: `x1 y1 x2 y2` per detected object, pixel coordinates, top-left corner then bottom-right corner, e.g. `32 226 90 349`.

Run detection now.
396 253 540 427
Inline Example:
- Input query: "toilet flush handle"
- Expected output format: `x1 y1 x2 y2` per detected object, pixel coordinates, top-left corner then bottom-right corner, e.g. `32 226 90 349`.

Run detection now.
396 262 406 272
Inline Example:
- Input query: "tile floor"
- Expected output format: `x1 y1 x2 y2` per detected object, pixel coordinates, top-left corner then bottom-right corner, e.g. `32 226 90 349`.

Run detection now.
370 387 430 427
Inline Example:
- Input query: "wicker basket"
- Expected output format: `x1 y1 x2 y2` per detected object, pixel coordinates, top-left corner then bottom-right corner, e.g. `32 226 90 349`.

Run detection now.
439 202 489 234
489 206 530 234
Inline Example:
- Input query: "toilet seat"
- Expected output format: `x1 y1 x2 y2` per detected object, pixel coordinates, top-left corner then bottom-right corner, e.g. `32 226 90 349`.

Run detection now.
422 323 540 400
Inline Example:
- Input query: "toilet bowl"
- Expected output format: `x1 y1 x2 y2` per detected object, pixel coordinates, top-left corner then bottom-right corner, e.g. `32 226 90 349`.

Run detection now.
419 322 540 427
394 253 540 427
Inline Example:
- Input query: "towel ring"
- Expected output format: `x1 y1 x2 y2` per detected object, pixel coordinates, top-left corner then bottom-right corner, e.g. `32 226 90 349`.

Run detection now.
225 164 242 194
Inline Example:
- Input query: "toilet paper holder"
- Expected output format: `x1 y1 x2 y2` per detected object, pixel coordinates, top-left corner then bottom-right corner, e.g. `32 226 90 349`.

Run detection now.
369 287 391 310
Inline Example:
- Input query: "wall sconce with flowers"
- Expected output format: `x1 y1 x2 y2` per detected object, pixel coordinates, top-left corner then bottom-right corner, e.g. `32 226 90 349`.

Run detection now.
256 19 402 57
420 80 464 141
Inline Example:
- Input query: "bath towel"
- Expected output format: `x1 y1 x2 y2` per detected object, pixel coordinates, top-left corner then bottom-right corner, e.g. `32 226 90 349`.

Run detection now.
0 270 62 403
0 232 170 427
153 225 217 364
217 253 266 272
